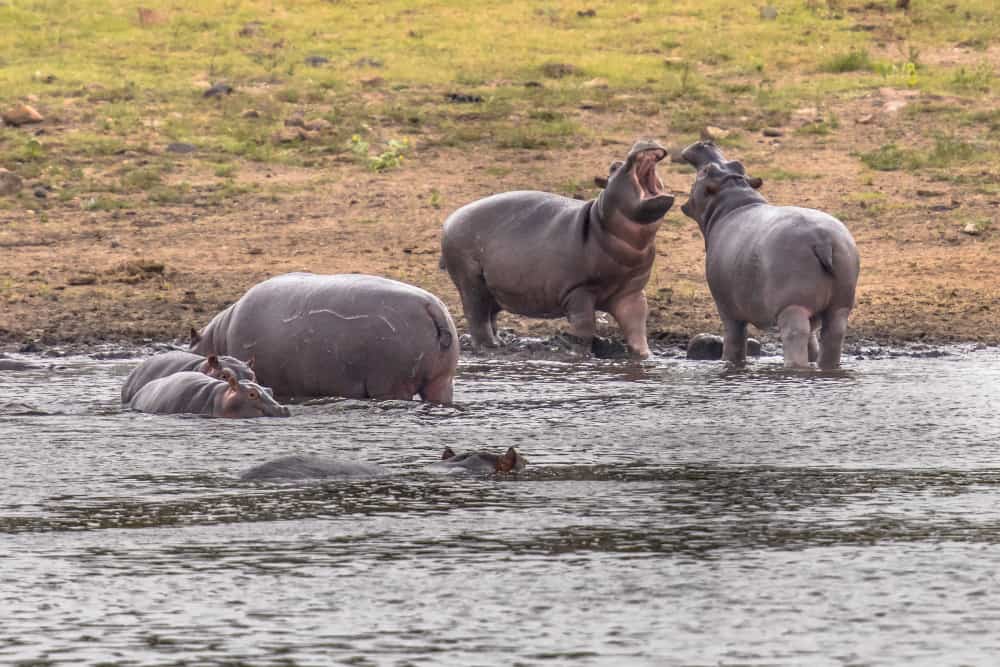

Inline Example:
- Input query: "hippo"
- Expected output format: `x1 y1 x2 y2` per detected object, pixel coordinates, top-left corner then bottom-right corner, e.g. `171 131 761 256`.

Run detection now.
431 446 527 474
0 358 39 371
120 350 256 403
190 273 458 402
129 371 290 418
241 455 387 481
440 140 675 358
680 141 860 369
686 333 762 361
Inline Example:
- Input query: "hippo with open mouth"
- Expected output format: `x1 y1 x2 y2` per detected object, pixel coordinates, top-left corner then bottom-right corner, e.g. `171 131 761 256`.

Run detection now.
129 371 290 418
121 350 256 404
680 141 860 369
440 140 675 358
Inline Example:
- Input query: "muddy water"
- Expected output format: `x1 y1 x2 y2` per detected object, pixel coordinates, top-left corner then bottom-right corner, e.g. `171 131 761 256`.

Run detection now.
2 347 1000 665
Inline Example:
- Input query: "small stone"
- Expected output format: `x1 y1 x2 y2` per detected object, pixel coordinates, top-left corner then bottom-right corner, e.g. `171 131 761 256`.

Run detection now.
305 55 330 66
166 142 196 154
856 113 875 124
247 248 263 255
360 76 384 87
445 92 484 104
762 127 784 137
916 189 944 197
2 103 44 126
577 8 596 17
67 275 97 286
962 222 981 236
701 125 730 141
303 118 332 132
0 168 22 196
203 83 233 98
687 333 724 360
760 5 778 19
583 77 609 89
240 109 260 119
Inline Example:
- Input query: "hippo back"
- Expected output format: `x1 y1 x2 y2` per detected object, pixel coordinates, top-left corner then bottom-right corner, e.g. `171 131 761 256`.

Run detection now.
121 350 254 403
129 371 224 415
241 455 387 481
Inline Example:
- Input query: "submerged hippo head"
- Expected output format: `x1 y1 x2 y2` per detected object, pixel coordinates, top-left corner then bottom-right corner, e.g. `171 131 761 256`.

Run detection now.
220 373 290 418
679 141 763 229
198 354 256 383
441 446 527 473
594 139 675 224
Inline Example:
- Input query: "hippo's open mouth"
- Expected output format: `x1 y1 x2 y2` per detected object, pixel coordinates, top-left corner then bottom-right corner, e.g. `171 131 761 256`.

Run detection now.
632 148 667 200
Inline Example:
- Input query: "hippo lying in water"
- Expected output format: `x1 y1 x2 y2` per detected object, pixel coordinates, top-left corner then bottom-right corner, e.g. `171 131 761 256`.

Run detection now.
129 371 290 418
440 140 675 358
241 447 526 480
680 141 860 369
190 273 459 403
121 350 256 403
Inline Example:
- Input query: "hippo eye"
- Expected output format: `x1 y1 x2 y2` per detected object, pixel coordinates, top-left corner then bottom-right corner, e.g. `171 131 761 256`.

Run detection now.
248 391 259 400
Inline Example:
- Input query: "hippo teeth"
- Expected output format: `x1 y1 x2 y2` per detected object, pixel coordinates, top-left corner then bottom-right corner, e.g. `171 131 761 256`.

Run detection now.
636 153 664 199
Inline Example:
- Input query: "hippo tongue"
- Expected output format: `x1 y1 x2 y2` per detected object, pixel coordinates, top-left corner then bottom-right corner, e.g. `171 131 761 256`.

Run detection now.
680 141 727 169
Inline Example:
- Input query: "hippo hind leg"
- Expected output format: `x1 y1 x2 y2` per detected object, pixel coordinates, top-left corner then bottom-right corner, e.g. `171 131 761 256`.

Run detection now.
777 305 812 369
818 307 850 370
808 320 821 363
453 270 502 349
721 317 748 366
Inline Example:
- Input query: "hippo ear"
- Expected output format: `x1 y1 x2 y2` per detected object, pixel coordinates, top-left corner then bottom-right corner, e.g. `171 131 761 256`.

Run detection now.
594 176 609 189
441 446 456 460
247 355 255 371
206 355 220 370
223 370 239 390
748 176 763 189
189 327 202 348
499 446 518 472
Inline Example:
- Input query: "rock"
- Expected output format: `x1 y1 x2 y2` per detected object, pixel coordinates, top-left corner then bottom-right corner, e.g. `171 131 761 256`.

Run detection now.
203 83 233 98
240 109 260 119
67 275 97 286
166 142 196 154
762 127 784 137
583 77 609 89
523 81 543 88
856 113 875 124
577 8 596 17
33 186 47 199
0 169 22 196
303 118 332 132
2 103 44 126
687 333 762 360
305 55 330 66
962 222 982 236
701 125 730 141
760 5 778 19
916 189 945 198
445 92 483 104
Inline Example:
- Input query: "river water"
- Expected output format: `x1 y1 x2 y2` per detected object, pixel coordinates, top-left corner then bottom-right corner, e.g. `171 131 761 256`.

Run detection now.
2 345 999 665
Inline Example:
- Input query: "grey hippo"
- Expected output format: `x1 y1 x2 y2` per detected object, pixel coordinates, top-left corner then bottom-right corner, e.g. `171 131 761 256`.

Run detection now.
129 371 290 418
121 350 256 403
440 140 675 358
241 447 526 480
680 141 860 369
190 272 459 402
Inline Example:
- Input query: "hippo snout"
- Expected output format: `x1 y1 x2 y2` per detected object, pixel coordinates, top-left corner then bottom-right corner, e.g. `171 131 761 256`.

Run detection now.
681 141 726 169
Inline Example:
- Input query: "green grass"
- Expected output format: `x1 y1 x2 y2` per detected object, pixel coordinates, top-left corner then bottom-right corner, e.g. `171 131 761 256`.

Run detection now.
862 136 981 172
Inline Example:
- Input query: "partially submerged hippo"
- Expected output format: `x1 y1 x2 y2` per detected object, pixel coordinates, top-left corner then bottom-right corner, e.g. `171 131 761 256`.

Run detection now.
129 371 290 418
431 446 527 474
440 140 675 358
121 350 256 403
190 273 459 402
680 141 860 369
241 455 386 481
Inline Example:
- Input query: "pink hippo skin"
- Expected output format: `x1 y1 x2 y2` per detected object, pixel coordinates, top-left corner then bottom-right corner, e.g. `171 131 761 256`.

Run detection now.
680 141 860 370
191 273 459 403
121 350 256 404
440 140 674 358
129 371 290 418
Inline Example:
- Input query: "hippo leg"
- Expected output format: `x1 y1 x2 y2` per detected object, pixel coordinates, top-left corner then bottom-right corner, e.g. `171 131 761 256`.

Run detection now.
808 329 821 363
818 307 850 370
563 288 596 355
420 374 454 404
455 273 502 349
777 305 812 369
608 291 651 359
721 317 748 366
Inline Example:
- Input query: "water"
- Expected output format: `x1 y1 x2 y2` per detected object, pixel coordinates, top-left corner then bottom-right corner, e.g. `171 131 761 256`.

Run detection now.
2 347 1000 665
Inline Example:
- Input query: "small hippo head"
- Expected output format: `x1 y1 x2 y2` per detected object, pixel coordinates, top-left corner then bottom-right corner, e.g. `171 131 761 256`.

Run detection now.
441 446 528 473
594 139 675 225
220 373 290 418
679 141 763 229
198 354 257 383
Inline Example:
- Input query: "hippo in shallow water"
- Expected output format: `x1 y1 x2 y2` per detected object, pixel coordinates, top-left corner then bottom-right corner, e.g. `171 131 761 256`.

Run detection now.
241 455 387 481
120 350 256 403
680 141 860 369
431 446 527 474
190 272 459 402
440 140 675 358
129 371 290 418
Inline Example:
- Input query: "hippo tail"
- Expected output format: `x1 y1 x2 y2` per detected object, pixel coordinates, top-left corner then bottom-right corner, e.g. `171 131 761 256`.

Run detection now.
425 303 454 350
812 242 835 276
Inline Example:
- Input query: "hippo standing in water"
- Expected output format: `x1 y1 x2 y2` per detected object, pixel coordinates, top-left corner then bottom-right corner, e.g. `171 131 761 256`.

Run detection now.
680 141 860 369
129 371 290 418
121 350 256 403
191 273 458 402
440 140 675 358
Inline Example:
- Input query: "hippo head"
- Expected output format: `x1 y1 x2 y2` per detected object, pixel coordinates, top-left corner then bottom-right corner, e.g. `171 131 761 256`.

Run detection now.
496 446 527 473
220 373 290 418
595 139 675 225
198 354 257 383
679 141 763 228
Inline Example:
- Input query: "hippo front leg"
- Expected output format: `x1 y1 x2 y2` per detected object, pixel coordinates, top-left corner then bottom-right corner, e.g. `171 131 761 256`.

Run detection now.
562 288 597 355
721 317 748 366
608 291 651 359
